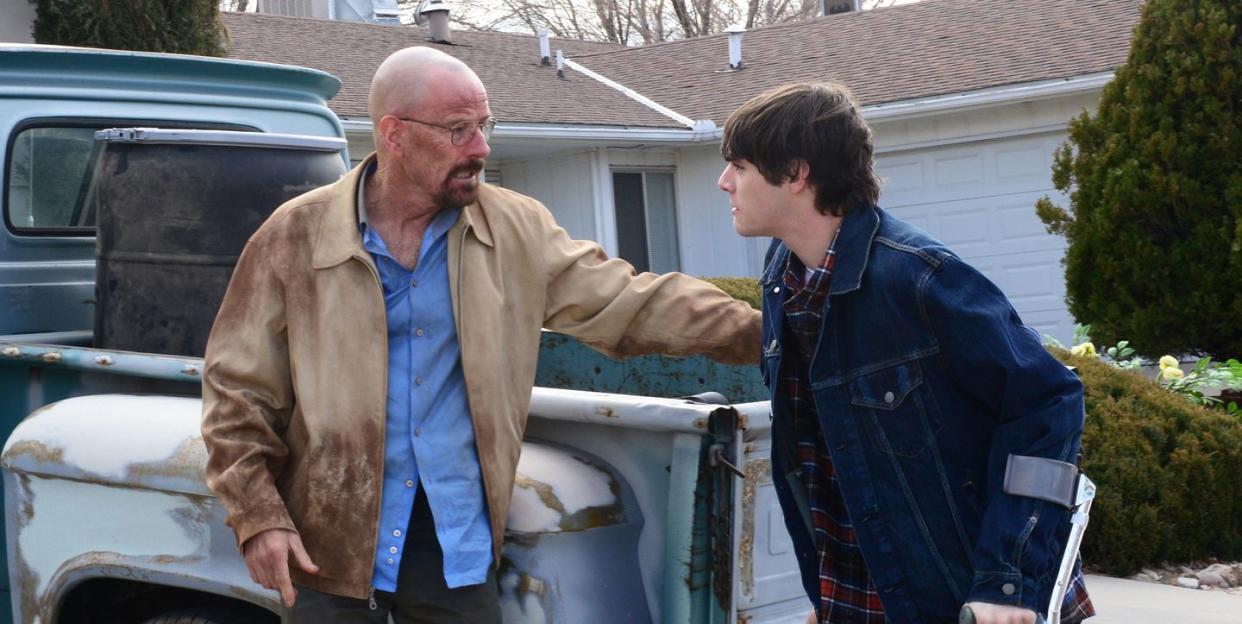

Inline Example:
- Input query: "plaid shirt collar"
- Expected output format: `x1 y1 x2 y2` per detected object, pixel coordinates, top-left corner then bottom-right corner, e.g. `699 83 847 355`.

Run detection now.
782 230 840 361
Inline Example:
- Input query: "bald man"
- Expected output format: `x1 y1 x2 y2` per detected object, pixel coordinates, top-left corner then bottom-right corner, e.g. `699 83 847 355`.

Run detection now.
201 47 761 623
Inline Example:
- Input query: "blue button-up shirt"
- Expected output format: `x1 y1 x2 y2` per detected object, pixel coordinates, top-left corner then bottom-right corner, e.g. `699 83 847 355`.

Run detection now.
359 174 493 591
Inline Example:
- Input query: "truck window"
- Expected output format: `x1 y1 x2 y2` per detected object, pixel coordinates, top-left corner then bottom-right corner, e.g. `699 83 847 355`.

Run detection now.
6 126 97 231
4 119 255 235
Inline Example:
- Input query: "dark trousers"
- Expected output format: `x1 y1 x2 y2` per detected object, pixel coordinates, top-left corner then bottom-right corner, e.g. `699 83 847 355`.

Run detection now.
286 492 501 624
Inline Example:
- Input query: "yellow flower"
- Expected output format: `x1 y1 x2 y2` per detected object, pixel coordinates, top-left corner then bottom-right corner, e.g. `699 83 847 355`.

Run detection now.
1159 355 1179 370
1071 342 1098 358
1161 366 1185 381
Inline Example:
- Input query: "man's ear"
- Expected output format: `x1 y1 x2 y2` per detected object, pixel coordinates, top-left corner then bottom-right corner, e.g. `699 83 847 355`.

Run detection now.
377 116 405 156
787 160 812 194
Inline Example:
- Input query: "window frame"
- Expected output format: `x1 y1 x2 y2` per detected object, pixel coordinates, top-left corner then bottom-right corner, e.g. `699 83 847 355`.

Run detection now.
3 117 256 237
610 167 681 274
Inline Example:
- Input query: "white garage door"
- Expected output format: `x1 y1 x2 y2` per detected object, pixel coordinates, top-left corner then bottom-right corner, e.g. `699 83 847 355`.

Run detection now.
875 132 1076 345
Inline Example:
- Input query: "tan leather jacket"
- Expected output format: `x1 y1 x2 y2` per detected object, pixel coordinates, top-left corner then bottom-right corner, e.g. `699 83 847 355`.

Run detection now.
201 155 761 598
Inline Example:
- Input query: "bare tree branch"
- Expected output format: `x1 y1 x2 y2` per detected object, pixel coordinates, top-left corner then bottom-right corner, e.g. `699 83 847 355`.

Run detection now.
402 0 906 45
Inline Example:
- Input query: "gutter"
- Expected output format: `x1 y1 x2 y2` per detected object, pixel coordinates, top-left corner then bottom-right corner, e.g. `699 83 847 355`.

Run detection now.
340 117 721 143
861 71 1114 122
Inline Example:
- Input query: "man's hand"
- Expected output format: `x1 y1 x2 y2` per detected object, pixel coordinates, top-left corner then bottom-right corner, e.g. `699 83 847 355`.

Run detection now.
962 601 1037 624
805 608 817 624
243 528 319 607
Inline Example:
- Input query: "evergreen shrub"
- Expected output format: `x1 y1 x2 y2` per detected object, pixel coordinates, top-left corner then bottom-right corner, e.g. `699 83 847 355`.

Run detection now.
30 0 225 56
702 277 761 310
1053 348 1242 574
1035 0 1242 359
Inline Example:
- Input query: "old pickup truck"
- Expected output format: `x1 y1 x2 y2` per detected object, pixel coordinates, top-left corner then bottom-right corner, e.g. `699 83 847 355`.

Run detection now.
0 44 806 623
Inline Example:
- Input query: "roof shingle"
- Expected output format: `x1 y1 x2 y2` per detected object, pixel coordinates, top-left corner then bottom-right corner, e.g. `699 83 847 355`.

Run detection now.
222 12 683 127
223 0 1143 128
576 0 1143 124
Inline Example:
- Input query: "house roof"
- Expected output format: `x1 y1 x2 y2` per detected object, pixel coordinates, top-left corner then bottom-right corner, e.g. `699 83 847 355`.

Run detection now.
576 0 1144 124
222 0 1143 129
221 12 683 128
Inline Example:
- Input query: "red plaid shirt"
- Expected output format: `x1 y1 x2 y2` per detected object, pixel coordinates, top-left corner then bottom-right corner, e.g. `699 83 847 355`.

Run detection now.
781 238 887 624
780 241 1095 624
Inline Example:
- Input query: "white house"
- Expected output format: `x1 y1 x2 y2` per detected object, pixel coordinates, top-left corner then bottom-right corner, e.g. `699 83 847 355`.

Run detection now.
0 0 36 43
239 0 1144 342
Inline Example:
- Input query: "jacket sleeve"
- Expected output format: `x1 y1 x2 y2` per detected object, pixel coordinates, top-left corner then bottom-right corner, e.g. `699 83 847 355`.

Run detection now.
535 203 761 365
922 254 1085 613
201 233 298 550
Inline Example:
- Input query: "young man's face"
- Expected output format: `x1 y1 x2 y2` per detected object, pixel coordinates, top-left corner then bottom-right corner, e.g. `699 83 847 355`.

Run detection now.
717 159 789 238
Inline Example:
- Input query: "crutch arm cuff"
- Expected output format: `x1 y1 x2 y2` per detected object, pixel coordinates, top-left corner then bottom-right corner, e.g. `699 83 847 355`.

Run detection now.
1003 454 1079 508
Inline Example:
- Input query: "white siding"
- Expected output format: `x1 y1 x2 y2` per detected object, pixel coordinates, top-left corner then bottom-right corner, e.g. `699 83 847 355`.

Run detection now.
499 151 598 242
674 144 767 278
0 1 36 44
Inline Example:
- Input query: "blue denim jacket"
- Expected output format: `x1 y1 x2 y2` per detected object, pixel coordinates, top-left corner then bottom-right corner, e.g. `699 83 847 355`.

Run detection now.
761 205 1085 622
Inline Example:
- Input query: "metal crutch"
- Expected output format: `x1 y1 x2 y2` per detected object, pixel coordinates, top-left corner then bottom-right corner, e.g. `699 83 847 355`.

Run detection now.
960 467 1097 624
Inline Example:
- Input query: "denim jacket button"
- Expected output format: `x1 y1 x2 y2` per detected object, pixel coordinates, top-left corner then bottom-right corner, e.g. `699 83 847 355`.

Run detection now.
772 286 781 294
769 339 779 351
883 390 895 404
1002 582 1016 596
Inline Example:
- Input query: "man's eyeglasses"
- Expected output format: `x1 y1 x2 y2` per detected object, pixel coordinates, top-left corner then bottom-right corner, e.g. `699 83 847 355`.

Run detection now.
395 116 496 146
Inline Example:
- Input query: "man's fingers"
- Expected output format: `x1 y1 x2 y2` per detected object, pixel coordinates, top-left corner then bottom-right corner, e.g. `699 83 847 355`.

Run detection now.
805 608 817 624
289 534 320 575
273 556 297 607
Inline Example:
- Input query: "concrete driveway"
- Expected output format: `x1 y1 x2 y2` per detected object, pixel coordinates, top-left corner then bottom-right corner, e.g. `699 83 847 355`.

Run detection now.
1085 575 1242 623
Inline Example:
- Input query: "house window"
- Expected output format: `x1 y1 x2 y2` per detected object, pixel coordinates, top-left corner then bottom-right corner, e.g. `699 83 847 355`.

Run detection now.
611 170 680 274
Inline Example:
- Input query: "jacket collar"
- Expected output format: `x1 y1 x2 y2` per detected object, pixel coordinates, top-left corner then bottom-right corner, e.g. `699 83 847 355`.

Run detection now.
758 203 881 296
826 203 881 296
312 152 494 270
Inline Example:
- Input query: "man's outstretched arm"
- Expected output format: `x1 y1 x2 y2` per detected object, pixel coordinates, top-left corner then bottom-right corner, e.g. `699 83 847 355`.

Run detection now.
534 201 761 364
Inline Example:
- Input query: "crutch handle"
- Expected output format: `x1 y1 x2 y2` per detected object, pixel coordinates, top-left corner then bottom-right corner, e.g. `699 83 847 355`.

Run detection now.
958 605 1048 624
959 605 977 624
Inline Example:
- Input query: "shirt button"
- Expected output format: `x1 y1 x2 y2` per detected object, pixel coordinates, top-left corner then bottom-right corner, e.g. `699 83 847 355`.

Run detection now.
1001 582 1016 596
389 546 398 554
411 279 418 288
414 377 423 386
415 328 425 337
405 480 415 488
884 391 895 403
393 529 402 537
414 427 422 437
387 557 394 564
772 286 781 294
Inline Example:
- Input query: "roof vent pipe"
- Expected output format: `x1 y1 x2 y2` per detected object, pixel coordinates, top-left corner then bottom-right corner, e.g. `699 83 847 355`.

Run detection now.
539 29 551 65
726 24 745 69
556 49 565 79
420 0 452 43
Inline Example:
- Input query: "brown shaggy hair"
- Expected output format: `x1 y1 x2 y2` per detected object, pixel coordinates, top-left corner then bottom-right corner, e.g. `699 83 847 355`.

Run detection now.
721 82 881 216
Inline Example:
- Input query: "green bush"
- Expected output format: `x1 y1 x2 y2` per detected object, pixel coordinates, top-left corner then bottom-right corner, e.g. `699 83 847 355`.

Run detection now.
30 0 225 56
701 277 761 310
1035 0 1242 359
1053 348 1242 574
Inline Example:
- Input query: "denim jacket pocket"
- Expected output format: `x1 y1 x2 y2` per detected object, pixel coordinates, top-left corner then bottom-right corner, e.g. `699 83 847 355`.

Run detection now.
847 360 938 457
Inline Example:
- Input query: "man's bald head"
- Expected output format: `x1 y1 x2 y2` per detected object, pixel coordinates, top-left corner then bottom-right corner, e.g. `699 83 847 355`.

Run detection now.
368 47 481 123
